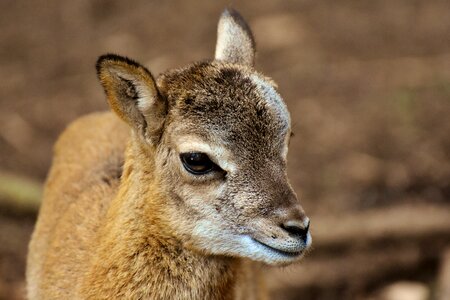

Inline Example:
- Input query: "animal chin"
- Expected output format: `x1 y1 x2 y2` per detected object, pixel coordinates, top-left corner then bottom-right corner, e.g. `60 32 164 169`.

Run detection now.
250 237 303 259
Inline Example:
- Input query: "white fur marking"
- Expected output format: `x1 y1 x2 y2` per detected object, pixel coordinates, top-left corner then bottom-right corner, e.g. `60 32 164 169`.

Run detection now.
135 83 155 112
250 75 291 159
250 75 290 124
192 220 307 265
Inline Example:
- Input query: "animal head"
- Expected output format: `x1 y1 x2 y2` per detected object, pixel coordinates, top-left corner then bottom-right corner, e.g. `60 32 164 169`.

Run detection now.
96 8 311 266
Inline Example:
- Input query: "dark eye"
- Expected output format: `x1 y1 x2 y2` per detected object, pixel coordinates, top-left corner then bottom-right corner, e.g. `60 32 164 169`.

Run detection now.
180 152 218 175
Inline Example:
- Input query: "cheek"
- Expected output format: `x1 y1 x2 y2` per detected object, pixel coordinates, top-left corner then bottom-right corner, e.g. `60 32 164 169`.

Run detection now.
181 183 242 226
177 182 224 208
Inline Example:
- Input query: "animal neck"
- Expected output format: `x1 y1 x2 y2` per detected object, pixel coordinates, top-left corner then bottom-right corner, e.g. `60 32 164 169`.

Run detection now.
82 139 241 299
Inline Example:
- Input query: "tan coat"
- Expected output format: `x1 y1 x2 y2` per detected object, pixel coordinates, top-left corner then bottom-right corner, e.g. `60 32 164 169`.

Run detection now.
27 8 310 299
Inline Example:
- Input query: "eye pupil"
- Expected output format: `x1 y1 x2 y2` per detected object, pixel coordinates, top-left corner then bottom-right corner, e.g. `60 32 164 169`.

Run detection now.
180 152 216 175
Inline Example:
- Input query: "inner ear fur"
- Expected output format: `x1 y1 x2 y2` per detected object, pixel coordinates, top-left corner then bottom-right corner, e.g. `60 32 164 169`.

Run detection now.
215 8 256 66
96 54 167 144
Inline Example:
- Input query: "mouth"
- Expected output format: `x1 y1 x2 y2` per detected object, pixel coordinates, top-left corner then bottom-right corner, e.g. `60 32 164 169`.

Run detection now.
251 238 302 257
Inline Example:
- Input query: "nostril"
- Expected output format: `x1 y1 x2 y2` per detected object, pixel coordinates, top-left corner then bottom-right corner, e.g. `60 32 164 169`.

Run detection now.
281 220 310 242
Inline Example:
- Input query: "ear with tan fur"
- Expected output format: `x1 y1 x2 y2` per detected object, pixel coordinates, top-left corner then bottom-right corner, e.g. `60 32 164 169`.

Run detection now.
96 54 167 145
215 8 256 66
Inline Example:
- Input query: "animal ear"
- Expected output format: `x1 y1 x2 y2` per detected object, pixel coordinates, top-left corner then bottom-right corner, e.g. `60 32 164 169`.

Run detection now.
96 54 167 145
214 8 256 66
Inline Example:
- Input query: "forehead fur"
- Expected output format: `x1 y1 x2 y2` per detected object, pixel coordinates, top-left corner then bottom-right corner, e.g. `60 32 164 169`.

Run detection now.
157 61 290 159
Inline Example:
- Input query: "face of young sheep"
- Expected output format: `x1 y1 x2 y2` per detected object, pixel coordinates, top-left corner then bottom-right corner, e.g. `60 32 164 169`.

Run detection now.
96 8 311 266
152 61 311 265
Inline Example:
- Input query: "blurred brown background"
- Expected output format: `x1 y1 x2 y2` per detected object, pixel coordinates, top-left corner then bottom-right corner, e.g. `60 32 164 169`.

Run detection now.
0 1 449 299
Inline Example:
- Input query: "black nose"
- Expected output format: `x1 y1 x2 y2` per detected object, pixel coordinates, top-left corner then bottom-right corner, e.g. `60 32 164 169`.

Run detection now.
281 220 310 243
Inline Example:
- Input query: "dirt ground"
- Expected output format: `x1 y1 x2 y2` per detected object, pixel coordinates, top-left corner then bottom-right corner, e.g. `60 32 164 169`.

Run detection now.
0 0 449 299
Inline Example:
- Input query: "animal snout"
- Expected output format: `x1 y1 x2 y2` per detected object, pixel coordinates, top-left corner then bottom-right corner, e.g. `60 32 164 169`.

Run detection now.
280 218 310 244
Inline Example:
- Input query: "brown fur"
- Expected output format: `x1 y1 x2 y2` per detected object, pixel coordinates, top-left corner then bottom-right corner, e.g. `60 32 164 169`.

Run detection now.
27 9 309 299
